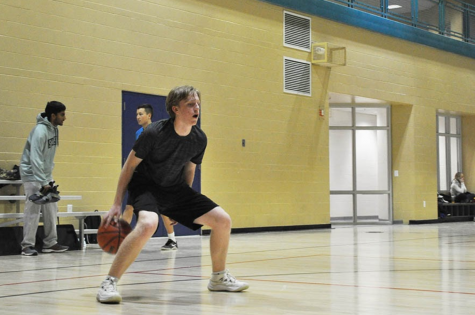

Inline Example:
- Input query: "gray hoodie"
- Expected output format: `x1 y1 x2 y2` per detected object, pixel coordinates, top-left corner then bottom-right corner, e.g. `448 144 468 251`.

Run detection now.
450 179 467 200
20 113 59 186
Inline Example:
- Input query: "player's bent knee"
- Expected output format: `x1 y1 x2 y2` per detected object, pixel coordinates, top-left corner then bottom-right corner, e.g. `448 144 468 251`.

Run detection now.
212 211 232 230
136 211 159 235
195 207 232 229
140 221 158 236
221 213 232 229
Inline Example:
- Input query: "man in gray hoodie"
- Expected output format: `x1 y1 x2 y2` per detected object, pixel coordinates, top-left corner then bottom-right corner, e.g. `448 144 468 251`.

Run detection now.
20 101 69 256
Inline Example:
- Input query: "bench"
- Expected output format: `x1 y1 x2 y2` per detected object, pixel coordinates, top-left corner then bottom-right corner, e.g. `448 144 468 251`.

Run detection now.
1 180 93 249
0 180 82 213
439 202 475 217
0 195 82 201
0 211 107 250
0 194 83 228
0 180 24 213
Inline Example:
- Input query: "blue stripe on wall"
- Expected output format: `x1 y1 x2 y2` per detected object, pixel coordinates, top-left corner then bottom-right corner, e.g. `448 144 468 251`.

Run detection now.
260 0 475 59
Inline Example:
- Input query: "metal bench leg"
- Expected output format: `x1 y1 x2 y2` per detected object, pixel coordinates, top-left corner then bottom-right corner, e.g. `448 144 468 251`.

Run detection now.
78 217 85 250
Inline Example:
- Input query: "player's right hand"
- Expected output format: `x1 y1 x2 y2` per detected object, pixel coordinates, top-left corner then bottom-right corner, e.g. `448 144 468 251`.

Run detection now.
103 205 121 228
41 185 51 193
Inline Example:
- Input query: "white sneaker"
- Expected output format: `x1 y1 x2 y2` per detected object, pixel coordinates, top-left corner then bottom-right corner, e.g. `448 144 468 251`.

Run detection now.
207 270 249 292
97 276 122 304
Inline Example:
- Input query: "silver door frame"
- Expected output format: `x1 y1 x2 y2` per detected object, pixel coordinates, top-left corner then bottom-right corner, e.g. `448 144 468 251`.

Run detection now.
329 104 393 225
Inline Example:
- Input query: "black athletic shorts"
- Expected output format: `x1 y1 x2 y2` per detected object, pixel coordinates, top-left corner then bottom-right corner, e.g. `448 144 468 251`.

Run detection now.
125 192 133 206
128 181 218 231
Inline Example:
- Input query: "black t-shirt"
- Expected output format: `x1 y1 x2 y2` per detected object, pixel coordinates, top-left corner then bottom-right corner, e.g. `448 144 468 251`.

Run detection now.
132 119 207 187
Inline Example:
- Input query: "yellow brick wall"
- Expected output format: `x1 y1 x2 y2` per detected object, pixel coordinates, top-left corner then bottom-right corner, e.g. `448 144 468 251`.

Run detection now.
392 105 416 222
0 0 474 228
462 116 475 192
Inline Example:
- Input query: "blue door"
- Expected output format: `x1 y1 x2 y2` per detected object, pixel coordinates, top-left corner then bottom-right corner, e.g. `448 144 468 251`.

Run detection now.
121 91 201 236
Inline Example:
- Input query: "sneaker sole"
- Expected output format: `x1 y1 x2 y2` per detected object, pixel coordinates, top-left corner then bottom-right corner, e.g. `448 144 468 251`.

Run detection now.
207 284 249 292
42 249 68 253
161 247 178 251
96 294 122 304
21 252 38 256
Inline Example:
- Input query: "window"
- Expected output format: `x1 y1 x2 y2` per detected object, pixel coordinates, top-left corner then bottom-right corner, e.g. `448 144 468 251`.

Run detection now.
329 105 392 223
437 114 462 191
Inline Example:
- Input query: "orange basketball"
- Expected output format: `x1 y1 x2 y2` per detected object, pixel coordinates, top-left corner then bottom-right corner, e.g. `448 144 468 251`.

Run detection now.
97 219 132 254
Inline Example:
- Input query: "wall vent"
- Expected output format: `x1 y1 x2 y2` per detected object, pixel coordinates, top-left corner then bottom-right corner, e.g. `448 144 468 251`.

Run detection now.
283 57 311 96
284 11 311 52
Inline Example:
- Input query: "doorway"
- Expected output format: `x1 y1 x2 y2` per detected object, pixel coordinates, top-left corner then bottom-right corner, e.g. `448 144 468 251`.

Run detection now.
121 91 201 236
329 102 392 224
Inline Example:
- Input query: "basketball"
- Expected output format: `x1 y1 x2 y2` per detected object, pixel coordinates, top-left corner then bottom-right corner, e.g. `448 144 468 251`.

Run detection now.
97 219 132 254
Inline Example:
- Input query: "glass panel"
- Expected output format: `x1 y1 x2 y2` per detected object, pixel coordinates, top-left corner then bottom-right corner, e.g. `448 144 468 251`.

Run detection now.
470 11 475 44
418 0 439 32
325 0 349 9
438 116 446 133
450 117 458 134
353 0 381 15
355 107 387 126
387 0 413 25
329 130 353 190
438 136 447 191
329 108 352 126
330 104 391 225
445 4 464 40
355 130 388 190
450 137 460 177
306 0 471 43
330 194 353 222
356 194 389 221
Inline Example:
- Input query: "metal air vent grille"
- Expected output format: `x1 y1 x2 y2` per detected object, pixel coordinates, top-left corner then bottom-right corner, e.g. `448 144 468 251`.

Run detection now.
284 57 311 96
284 11 311 51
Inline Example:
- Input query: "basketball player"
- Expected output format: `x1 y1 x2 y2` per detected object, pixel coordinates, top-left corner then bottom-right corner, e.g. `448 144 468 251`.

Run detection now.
122 103 179 251
97 86 249 304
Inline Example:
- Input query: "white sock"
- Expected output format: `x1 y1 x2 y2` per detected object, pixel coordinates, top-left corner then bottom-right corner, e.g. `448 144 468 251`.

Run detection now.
168 232 176 242
211 270 226 280
106 275 119 283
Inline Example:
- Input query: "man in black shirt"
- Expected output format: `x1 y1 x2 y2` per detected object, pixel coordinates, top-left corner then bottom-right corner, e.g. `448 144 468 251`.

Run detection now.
97 86 249 304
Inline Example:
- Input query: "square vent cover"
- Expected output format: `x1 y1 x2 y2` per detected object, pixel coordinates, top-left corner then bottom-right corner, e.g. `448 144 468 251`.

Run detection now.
284 11 311 52
284 57 311 96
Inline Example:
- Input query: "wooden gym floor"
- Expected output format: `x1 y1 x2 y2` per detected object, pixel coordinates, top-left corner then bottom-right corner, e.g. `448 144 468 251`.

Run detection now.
1 222 475 314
